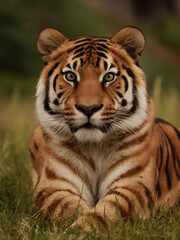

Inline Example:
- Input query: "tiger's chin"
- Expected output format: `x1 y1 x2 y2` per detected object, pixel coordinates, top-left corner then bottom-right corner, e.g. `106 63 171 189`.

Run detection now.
74 128 105 143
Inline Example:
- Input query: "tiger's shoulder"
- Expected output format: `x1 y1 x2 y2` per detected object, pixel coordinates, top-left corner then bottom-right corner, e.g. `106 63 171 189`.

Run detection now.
29 125 47 149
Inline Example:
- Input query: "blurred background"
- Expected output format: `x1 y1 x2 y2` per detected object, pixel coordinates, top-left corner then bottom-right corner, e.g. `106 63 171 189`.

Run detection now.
0 0 180 139
0 2 179 235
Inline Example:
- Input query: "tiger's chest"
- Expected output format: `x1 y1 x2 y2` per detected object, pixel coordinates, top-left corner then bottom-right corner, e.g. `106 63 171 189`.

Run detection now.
50 141 125 207
76 148 116 207
47 141 117 207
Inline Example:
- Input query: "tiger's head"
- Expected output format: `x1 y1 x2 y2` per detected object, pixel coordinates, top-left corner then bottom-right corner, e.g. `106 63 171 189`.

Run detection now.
36 26 147 143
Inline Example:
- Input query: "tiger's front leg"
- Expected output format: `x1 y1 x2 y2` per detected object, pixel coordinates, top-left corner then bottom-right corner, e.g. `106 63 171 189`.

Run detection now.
34 184 90 220
29 127 90 221
72 180 155 230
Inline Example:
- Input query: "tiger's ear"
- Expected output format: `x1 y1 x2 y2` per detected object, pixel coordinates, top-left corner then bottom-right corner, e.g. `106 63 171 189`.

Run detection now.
37 28 68 62
111 26 145 61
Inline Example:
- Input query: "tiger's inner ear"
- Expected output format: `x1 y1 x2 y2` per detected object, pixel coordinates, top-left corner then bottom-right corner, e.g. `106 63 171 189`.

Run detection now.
111 26 145 61
37 28 68 62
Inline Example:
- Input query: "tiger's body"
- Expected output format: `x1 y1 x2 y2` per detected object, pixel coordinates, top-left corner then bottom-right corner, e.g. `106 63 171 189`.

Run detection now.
29 27 180 229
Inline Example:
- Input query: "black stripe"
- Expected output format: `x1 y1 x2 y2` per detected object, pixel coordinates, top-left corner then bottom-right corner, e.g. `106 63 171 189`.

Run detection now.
175 151 180 174
164 133 180 180
53 74 59 92
158 146 163 196
103 61 108 70
156 181 161 198
156 146 163 197
44 79 58 115
30 150 36 162
115 71 120 76
126 68 134 78
159 145 163 170
44 79 52 113
74 38 92 44
122 75 128 92
61 70 65 75
73 61 77 70
34 141 39 150
100 122 112 133
48 62 59 77
72 51 85 59
57 92 64 98
96 57 100 67
66 63 71 69
96 43 109 49
106 190 133 217
85 45 95 51
97 47 108 53
80 58 84 67
120 186 146 209
68 42 89 53
96 52 107 58
116 91 123 98
109 63 115 69
138 182 153 211
122 64 126 69
74 47 84 54
164 136 172 190
128 78 138 115
155 118 180 140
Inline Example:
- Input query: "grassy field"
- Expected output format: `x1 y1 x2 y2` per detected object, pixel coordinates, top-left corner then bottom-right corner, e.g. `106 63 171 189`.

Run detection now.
0 72 180 240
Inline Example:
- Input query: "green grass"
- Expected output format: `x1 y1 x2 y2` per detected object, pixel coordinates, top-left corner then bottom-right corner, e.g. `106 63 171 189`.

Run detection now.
0 78 180 240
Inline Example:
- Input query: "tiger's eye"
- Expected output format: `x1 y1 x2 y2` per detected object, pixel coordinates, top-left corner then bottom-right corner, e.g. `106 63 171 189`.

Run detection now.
65 71 77 82
103 72 115 82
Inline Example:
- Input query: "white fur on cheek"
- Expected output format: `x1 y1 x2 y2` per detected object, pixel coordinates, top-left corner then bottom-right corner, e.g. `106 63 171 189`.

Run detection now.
113 85 147 133
122 86 147 131
36 76 72 141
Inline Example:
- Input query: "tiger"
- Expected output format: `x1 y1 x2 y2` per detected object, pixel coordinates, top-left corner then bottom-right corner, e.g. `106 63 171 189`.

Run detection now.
29 26 180 230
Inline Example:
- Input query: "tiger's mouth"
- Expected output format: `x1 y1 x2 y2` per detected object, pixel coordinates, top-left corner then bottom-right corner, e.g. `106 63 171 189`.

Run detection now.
69 121 112 134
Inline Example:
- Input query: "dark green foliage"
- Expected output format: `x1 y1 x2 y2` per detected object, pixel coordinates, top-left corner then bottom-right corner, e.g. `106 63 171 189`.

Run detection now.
0 0 110 75
152 17 180 50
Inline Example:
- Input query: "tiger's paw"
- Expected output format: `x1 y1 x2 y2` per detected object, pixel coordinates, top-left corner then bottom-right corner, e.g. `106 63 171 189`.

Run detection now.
71 212 110 231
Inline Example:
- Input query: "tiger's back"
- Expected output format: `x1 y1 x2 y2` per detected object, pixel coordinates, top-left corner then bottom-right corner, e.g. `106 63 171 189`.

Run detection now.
29 26 180 229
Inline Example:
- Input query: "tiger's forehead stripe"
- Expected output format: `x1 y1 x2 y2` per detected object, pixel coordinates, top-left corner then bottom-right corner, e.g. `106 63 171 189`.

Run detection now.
73 51 85 60
73 38 92 44
67 38 111 63
68 42 89 53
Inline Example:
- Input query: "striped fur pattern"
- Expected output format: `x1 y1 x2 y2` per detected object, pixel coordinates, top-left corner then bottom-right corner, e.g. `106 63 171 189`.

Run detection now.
29 27 180 229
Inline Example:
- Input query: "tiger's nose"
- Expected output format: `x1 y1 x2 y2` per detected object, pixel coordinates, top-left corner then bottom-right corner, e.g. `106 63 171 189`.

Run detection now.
75 104 103 117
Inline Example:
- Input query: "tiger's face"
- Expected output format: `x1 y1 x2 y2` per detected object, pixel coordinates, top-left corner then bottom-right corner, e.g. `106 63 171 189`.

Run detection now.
36 27 147 142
